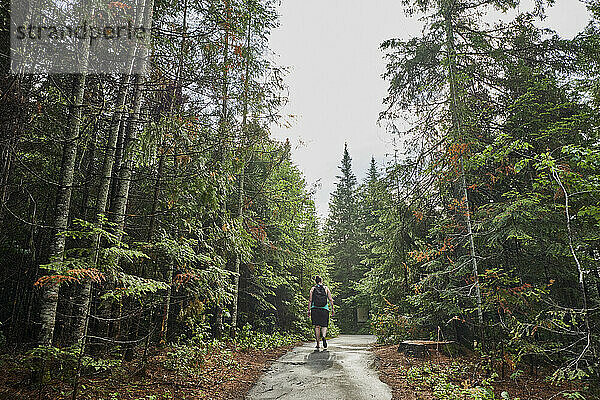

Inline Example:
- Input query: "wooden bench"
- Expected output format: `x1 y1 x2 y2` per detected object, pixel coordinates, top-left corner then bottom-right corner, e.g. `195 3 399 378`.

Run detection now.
397 340 455 358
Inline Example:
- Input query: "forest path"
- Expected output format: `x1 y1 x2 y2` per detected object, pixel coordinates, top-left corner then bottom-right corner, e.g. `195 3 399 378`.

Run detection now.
246 334 392 400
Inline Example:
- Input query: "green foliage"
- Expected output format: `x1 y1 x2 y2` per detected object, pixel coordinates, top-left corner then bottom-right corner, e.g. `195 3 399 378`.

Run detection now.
561 391 587 400
325 144 368 333
37 217 163 301
102 272 169 301
24 345 120 381
371 303 421 344
0 0 318 381
163 318 235 376
369 0 600 386
236 142 330 336
234 323 300 351
405 363 514 400
2 2 599 398
163 340 233 377
40 217 148 272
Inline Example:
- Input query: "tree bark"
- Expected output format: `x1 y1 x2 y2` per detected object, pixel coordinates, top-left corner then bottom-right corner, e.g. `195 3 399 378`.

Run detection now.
103 0 153 359
110 74 144 234
71 0 149 355
593 252 600 299
39 72 87 346
68 75 132 345
78 124 98 219
108 117 126 211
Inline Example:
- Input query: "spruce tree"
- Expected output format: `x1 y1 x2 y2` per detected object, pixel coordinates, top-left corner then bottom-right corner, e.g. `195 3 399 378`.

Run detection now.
326 143 362 333
360 157 380 234
357 156 380 278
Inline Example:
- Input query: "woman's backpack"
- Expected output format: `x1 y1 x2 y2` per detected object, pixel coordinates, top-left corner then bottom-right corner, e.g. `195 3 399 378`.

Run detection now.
313 285 328 307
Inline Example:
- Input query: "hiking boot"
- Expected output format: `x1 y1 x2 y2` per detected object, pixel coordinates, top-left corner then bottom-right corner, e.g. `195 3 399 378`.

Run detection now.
322 336 327 348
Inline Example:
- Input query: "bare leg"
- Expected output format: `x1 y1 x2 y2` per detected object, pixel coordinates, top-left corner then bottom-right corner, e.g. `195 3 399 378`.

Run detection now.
314 325 321 347
321 326 327 338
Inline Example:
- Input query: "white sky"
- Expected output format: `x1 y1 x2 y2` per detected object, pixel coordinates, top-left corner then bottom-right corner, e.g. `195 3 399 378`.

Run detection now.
269 0 591 219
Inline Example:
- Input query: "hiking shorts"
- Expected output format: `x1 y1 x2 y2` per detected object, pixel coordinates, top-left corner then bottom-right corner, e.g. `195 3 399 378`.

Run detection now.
310 308 329 327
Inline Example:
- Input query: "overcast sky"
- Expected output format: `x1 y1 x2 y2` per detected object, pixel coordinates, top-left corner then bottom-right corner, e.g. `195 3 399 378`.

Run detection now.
268 0 591 219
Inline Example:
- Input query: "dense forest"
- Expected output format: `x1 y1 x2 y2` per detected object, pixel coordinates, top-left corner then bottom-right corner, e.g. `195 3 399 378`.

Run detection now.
1 0 599 398
330 0 600 393
327 0 600 389
1 0 329 394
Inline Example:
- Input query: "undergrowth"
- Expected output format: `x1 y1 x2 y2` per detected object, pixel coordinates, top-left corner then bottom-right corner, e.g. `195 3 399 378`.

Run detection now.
234 323 300 350
403 361 587 400
406 363 502 400
164 322 301 376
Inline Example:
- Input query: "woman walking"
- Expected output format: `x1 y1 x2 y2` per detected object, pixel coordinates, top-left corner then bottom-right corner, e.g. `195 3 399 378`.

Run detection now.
307 276 334 349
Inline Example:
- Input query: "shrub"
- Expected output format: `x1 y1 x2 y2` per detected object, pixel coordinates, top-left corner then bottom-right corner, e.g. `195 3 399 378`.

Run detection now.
24 345 119 382
163 339 233 376
371 304 420 344
234 323 300 351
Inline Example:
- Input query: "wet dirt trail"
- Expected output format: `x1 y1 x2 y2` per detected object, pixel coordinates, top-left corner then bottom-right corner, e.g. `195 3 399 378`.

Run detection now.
246 334 392 400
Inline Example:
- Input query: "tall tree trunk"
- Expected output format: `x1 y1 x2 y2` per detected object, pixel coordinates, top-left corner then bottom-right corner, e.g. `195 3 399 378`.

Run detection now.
593 252 600 299
214 0 231 338
39 73 87 346
78 124 98 219
104 0 153 360
110 74 144 233
230 174 243 332
443 9 483 328
69 75 132 345
108 118 126 212
154 0 190 338
153 151 168 342
230 6 252 334
104 71 144 354
72 0 152 390
461 167 483 326
104 76 132 218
